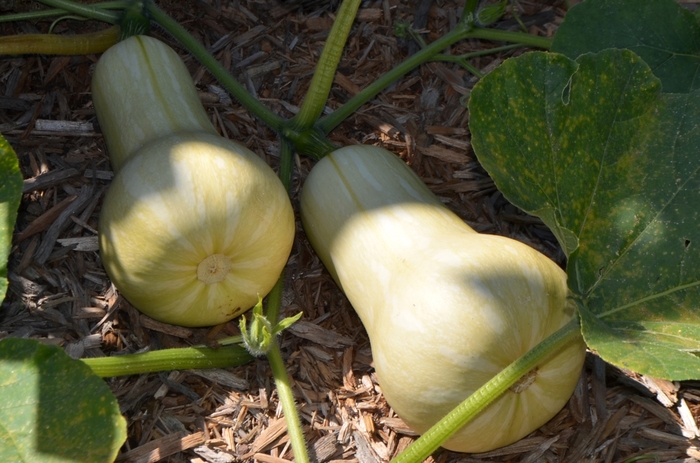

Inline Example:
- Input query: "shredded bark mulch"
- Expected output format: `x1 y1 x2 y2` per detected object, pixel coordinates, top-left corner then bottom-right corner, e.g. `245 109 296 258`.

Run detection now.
2 0 700 462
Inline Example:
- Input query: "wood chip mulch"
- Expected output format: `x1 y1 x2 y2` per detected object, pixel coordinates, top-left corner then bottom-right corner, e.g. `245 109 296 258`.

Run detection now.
2 0 700 462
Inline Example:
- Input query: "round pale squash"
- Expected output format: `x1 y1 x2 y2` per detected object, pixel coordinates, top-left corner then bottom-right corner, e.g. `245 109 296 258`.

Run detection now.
99 132 295 327
300 145 586 453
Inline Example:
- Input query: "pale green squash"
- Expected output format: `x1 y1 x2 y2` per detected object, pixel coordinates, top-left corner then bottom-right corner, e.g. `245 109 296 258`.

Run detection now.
94 36 294 327
99 132 294 327
300 145 586 453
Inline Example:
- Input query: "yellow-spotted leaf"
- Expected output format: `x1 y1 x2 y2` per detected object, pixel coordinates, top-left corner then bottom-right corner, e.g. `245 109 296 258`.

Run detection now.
469 49 700 380
552 0 700 93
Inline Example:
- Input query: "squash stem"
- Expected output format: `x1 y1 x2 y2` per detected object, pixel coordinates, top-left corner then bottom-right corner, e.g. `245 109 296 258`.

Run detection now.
81 344 253 378
468 27 552 49
291 0 362 130
0 25 120 55
144 1 287 133
318 25 550 134
279 139 294 194
33 0 122 23
0 1 127 23
391 318 582 463
265 272 286 328
262 139 311 463
317 23 471 134
268 339 310 463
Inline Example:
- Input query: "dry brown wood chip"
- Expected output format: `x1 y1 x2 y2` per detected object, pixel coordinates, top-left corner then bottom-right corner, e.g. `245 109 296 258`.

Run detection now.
34 119 94 133
418 144 470 164
334 73 362 96
288 320 355 348
629 394 684 428
352 430 381 463
356 8 382 22
247 418 289 456
116 431 206 463
138 314 194 339
310 432 343 462
16 194 77 242
22 167 80 193
637 427 695 446
192 445 236 463
35 185 94 264
191 369 250 391
641 375 680 408
232 25 266 46
251 454 292 463
56 236 98 251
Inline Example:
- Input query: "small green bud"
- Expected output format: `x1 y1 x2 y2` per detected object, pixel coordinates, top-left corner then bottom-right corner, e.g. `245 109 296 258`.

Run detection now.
476 1 507 27
394 22 411 39
239 296 303 357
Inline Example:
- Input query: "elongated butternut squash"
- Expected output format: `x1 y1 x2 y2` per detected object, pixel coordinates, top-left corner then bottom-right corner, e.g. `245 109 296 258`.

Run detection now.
300 145 586 453
94 36 294 327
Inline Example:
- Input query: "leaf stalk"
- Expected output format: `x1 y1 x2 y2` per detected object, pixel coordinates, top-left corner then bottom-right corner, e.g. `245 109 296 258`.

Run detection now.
0 1 127 23
291 0 362 130
82 343 253 378
144 1 286 132
318 23 549 134
34 0 122 23
268 339 310 463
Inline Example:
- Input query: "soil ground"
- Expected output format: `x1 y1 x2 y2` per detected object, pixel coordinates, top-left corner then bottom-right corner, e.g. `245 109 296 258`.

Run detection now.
2 0 700 462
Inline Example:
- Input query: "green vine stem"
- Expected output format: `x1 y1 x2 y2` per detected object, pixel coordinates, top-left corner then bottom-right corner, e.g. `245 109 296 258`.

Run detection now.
391 318 582 463
437 43 524 61
469 27 551 49
318 24 550 134
263 138 311 463
143 2 286 132
82 343 253 378
237 284 309 463
292 0 362 130
0 1 127 23
33 0 122 23
0 24 120 55
268 339 310 463
434 43 524 78
279 138 295 194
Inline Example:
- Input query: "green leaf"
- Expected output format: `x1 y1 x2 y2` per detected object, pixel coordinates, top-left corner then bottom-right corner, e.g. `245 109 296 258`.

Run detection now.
272 311 303 336
0 338 126 462
552 0 700 93
240 296 303 357
0 134 22 305
469 49 700 380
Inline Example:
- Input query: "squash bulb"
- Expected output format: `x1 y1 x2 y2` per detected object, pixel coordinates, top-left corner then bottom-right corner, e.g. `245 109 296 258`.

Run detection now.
299 145 586 453
99 132 294 327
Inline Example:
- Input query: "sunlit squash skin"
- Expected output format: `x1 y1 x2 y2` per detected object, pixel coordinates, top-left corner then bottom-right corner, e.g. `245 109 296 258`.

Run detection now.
299 145 586 453
99 132 294 327
92 35 218 172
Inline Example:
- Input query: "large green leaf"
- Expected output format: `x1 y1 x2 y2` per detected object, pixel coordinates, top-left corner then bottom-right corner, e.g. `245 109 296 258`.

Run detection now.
0 338 126 462
0 133 22 305
469 49 700 380
552 0 700 93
